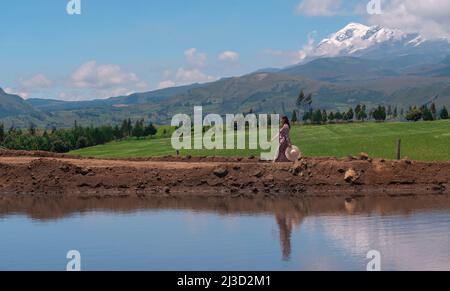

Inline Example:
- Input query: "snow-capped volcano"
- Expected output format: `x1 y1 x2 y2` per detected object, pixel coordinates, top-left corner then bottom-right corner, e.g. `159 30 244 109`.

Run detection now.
313 23 422 57
288 22 450 71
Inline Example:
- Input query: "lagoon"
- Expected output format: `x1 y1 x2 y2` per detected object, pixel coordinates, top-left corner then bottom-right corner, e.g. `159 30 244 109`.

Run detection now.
0 196 449 271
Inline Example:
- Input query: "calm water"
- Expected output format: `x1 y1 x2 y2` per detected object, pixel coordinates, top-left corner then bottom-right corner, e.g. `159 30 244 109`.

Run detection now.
0 195 449 271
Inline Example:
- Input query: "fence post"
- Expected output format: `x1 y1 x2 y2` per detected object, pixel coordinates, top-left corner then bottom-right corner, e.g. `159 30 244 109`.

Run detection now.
396 139 401 160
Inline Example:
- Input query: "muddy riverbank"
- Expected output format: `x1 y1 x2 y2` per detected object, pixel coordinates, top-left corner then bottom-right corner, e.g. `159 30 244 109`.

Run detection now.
0 150 449 198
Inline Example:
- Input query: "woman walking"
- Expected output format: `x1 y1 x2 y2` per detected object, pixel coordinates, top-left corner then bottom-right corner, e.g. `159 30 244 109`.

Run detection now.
274 116 292 163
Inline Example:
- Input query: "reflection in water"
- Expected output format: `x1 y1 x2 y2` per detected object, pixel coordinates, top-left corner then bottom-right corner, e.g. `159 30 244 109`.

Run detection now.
276 215 292 260
2 195 449 220
276 213 304 261
1 194 449 264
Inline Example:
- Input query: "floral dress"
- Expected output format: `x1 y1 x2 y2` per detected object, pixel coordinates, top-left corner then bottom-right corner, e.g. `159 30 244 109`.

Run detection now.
275 124 291 162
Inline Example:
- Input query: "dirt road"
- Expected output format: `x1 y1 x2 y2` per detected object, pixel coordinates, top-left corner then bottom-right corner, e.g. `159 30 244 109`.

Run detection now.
0 150 449 198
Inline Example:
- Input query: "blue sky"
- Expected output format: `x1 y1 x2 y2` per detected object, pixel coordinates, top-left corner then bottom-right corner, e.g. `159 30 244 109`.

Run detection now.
2 0 446 101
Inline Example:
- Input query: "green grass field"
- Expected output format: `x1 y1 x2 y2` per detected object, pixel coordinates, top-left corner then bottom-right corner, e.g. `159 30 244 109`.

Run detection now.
69 120 450 161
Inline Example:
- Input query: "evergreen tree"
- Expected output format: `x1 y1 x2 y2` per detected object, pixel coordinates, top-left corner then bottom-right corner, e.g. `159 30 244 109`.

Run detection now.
368 108 374 121
387 105 393 119
422 106 434 121
346 108 354 121
373 106 387 121
76 136 88 149
358 111 366 121
380 106 387 121
328 111 335 123
322 110 328 124
296 90 305 109
393 106 398 119
132 119 145 137
355 104 362 119
113 125 122 139
302 108 312 123
296 90 305 120
92 127 105 145
312 109 322 125
296 90 313 120
359 104 368 121
121 119 131 137
430 103 437 120
357 105 368 121
335 111 343 122
305 93 313 110
28 122 37 136
291 110 298 124
52 139 71 153
144 123 157 136
440 106 449 120
127 118 133 136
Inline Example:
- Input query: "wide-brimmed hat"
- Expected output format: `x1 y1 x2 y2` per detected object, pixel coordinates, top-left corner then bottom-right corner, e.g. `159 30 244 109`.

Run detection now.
285 145 302 162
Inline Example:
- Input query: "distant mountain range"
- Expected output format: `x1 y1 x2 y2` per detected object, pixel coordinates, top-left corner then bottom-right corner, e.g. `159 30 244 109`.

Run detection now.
1 23 450 128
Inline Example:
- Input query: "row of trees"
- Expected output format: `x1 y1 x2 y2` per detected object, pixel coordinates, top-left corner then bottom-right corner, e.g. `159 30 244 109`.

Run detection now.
292 104 449 125
116 119 157 139
405 104 448 121
0 119 157 153
291 90 449 124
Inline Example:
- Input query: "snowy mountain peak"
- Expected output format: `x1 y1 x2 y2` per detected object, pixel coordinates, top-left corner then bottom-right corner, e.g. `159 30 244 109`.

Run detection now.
336 23 371 40
311 23 420 59
408 35 427 47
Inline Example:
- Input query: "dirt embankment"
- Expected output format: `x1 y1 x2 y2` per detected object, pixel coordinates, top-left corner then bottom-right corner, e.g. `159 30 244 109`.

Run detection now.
0 150 449 198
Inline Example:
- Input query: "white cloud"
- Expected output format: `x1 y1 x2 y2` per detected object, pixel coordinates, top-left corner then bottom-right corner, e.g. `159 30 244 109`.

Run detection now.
3 74 53 99
158 68 216 89
3 87 14 94
159 48 217 89
366 0 450 40
67 60 148 99
3 87 30 99
296 0 450 41
304 212 450 271
157 80 177 90
264 49 301 65
296 0 343 16
184 48 208 68
175 68 216 84
218 51 240 62
295 32 317 61
19 74 53 89
5 61 150 101
264 31 317 65
278 0 450 66
70 60 147 90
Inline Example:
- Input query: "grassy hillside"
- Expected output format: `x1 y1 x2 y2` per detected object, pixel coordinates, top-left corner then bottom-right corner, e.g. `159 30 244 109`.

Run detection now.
0 89 45 119
3 65 450 128
70 120 450 161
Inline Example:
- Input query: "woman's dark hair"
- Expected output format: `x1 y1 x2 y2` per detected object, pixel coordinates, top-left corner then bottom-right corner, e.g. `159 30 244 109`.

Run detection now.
281 116 291 129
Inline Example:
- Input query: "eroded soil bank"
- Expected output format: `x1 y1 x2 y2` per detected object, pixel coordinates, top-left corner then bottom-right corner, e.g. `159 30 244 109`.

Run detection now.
0 150 449 198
